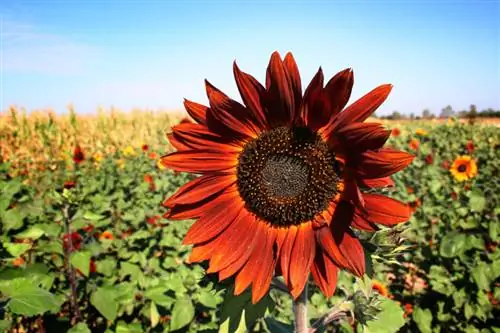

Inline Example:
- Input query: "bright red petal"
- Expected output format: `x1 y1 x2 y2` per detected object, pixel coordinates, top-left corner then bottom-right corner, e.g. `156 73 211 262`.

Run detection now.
356 193 410 226
334 229 365 277
283 52 302 121
357 177 395 188
171 123 243 152
183 194 244 245
205 80 261 138
336 122 391 152
233 62 269 130
300 67 324 129
252 227 278 303
351 148 414 179
234 222 267 295
322 84 392 137
289 222 315 298
279 225 298 287
208 209 258 273
163 174 236 207
183 99 207 124
323 68 353 118
160 150 238 173
311 247 339 297
265 51 294 126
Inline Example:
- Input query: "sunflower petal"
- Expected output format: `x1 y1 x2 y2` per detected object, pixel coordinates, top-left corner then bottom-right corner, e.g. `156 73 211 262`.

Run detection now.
289 222 315 298
208 209 259 273
357 193 410 225
167 132 190 151
182 195 244 245
301 67 324 129
233 62 269 130
311 247 339 297
160 150 238 173
351 148 414 179
252 228 278 303
163 174 236 207
205 80 261 138
351 214 379 232
283 52 302 121
172 123 243 152
265 51 294 126
234 222 267 295
163 187 238 220
357 177 395 188
334 229 365 276
322 84 392 137
323 68 353 117
279 225 298 287
336 122 391 152
316 226 349 269
183 99 207 124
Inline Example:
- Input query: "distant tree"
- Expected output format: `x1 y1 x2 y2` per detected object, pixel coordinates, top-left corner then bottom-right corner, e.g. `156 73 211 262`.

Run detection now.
390 111 403 120
410 113 415 120
422 109 432 119
440 105 455 118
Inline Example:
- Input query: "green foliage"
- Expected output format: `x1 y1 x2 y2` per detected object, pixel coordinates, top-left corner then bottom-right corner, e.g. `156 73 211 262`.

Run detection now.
0 122 498 332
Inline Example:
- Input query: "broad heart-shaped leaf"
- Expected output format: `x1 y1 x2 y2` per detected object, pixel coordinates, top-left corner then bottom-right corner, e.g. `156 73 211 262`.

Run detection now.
170 297 195 331
71 251 92 277
115 321 143 333
412 307 433 333
468 190 486 212
90 287 118 321
471 262 491 291
67 323 91 333
439 232 467 258
14 226 45 240
83 211 105 221
3 242 31 257
1 207 24 230
197 289 222 309
364 298 405 333
0 279 62 316
219 286 273 333
0 319 11 331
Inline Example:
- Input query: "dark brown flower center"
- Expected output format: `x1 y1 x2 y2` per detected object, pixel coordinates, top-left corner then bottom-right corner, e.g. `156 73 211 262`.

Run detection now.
458 164 467 172
236 126 340 226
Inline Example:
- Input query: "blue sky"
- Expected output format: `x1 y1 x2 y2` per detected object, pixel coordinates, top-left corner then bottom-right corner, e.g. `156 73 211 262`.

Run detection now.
1 0 499 116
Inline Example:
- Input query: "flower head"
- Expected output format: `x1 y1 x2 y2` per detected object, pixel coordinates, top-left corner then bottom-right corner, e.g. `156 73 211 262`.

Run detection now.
465 140 474 154
371 280 389 297
424 154 433 165
122 146 136 157
99 231 114 241
142 144 149 152
450 155 477 182
63 232 83 251
415 128 427 136
391 128 401 137
408 139 419 151
73 145 85 164
161 52 413 303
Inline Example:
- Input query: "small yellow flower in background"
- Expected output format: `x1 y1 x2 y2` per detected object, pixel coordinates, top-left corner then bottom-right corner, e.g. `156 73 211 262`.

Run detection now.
450 155 477 182
93 151 103 163
116 158 126 170
415 128 427 136
122 146 136 157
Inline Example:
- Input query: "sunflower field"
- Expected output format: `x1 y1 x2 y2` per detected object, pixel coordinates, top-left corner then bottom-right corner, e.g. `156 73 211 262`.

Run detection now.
0 107 499 333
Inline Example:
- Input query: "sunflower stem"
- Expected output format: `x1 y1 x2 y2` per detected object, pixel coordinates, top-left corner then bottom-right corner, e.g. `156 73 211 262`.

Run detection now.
293 282 309 333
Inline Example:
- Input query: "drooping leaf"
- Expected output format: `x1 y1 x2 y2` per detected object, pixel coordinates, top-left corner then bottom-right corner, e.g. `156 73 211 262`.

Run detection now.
170 297 195 331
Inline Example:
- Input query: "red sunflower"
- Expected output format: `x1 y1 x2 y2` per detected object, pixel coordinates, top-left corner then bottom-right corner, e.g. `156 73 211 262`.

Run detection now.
161 51 413 303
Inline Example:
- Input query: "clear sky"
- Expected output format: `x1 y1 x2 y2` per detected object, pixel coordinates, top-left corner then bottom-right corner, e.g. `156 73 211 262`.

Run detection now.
1 0 499 116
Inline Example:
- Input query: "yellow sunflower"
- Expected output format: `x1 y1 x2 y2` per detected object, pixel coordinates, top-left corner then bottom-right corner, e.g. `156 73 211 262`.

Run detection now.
450 155 477 182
